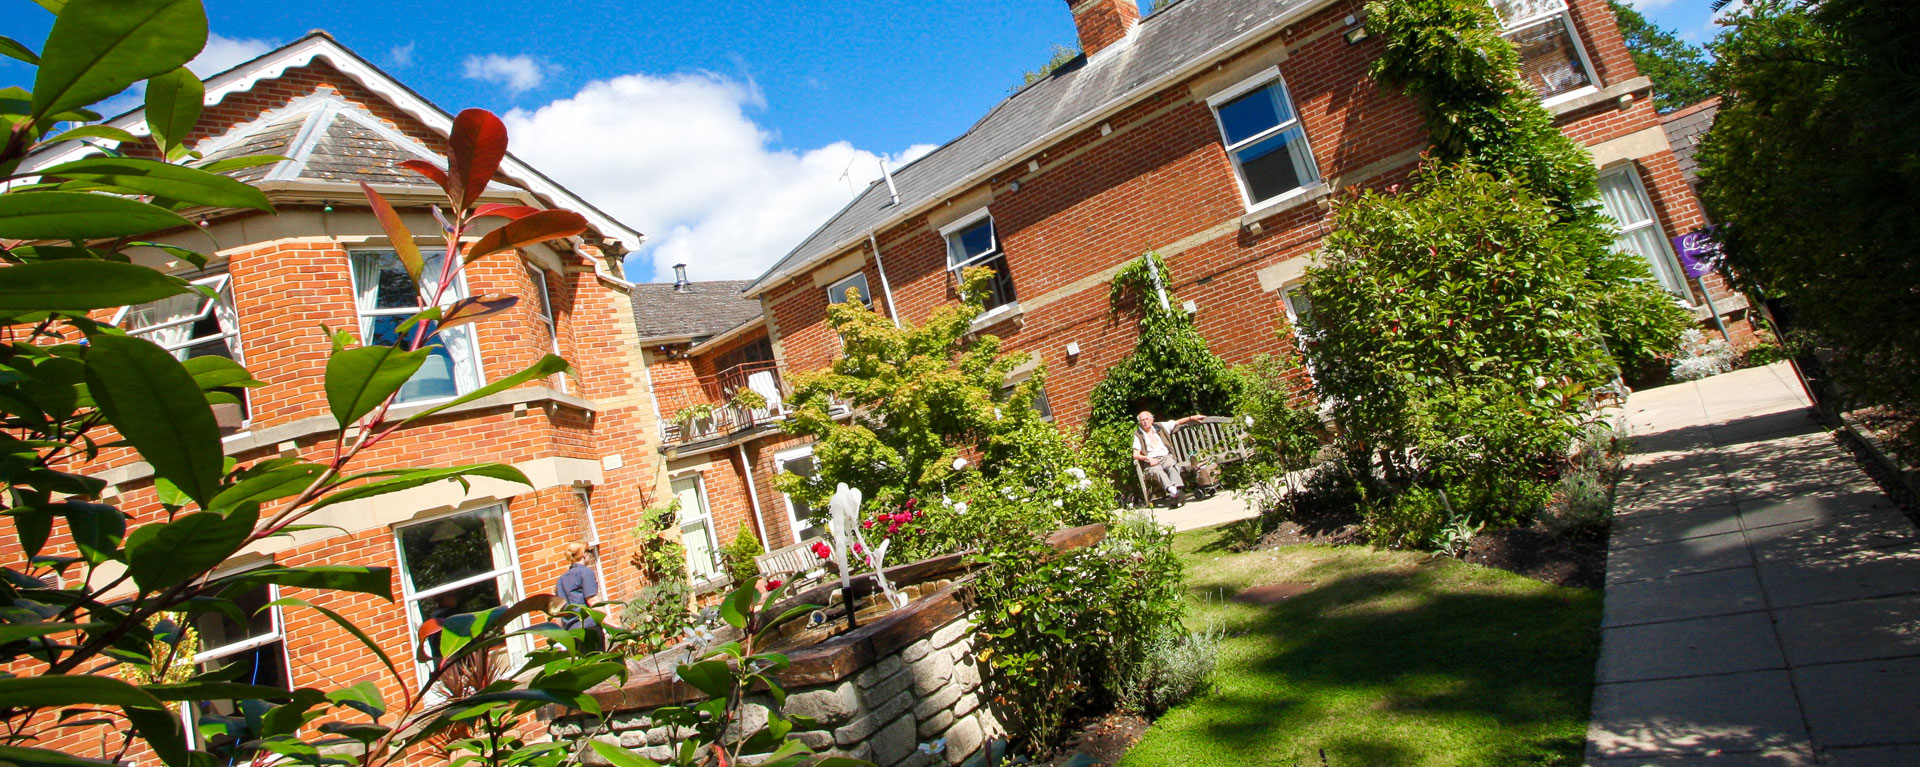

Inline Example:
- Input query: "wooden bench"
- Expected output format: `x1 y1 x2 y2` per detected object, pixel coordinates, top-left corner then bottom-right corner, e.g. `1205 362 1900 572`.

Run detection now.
756 539 825 580
1133 416 1255 502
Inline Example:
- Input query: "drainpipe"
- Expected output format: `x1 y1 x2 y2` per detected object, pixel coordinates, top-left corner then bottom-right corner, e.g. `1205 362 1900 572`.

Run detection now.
737 444 769 546
869 231 901 327
1144 253 1171 312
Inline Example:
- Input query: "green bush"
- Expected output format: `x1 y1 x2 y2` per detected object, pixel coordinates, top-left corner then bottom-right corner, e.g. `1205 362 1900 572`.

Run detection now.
719 522 765 584
970 510 1185 749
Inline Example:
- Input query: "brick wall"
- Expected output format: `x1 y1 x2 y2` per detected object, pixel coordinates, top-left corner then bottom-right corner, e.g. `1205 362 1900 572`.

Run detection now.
763 0 1753 436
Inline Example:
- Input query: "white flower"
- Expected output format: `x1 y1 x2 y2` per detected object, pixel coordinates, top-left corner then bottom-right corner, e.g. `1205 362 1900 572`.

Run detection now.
953 501 968 515
918 739 948 756
1534 376 1548 389
1053 499 1064 508
952 456 969 471
1245 415 1255 427
1065 467 1085 480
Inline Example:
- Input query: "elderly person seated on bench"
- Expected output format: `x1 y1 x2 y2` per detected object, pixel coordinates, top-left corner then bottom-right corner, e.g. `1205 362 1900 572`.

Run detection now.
1133 410 1207 506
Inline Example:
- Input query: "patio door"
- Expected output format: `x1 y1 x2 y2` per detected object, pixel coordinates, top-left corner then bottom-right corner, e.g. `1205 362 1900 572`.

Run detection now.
672 475 720 580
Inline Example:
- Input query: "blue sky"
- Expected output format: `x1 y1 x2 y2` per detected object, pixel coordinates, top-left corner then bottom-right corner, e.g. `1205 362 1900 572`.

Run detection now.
2 0 1730 282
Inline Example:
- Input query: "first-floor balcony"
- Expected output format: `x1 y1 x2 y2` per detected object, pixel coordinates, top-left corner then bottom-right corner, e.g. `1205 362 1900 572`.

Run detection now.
655 361 849 453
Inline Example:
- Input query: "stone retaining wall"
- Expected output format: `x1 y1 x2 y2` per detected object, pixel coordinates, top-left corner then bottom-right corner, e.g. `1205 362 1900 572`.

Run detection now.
553 611 1007 767
550 524 1108 767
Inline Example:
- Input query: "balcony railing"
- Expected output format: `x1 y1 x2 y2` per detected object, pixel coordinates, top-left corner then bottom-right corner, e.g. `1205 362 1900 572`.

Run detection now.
657 361 851 448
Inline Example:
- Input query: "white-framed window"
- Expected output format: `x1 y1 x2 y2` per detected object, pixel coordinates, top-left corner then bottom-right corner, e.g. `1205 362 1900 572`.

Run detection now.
527 265 566 393
182 579 290 756
117 273 249 432
393 505 526 684
671 474 720 581
1000 380 1053 422
1281 280 1324 384
1597 165 1690 297
773 446 825 544
827 271 872 307
1494 0 1598 102
1208 69 1321 207
940 211 1018 313
349 249 484 405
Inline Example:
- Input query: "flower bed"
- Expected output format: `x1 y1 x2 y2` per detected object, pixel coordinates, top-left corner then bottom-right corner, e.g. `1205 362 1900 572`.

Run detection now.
548 524 1109 767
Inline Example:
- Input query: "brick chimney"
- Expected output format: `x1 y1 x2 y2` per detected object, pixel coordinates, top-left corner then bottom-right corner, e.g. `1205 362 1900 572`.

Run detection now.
1067 0 1140 57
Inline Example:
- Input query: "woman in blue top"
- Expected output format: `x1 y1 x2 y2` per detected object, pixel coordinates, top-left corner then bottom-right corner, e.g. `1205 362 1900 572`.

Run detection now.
555 542 601 650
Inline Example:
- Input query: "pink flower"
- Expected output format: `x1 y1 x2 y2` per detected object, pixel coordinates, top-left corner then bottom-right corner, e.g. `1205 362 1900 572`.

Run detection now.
811 541 832 559
762 578 783 591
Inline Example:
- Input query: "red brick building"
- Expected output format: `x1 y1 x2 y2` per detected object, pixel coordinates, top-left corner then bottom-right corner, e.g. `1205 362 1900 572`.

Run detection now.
740 0 1759 443
9 33 673 762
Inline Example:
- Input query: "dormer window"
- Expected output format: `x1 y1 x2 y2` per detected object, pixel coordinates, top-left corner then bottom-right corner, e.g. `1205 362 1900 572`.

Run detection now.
942 211 1017 312
1208 70 1321 207
1494 0 1597 101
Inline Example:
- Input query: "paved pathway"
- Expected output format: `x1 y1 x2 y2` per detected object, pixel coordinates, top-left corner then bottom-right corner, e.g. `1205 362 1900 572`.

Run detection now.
1146 488 1262 532
1587 363 1920 766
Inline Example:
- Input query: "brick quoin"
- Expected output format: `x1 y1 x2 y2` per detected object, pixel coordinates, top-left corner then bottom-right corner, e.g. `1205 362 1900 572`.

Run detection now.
757 0 1759 442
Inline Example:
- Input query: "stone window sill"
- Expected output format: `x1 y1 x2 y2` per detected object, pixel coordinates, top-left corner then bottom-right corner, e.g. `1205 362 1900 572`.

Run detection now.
1240 183 1331 227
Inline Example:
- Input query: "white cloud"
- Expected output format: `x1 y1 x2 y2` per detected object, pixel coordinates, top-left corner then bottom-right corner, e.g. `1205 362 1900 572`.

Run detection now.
463 53 548 94
502 72 936 283
390 42 416 69
188 33 276 77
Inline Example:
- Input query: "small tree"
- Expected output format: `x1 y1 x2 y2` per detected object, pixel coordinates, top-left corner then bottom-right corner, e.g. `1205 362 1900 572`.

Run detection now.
777 267 1112 562
720 521 765 583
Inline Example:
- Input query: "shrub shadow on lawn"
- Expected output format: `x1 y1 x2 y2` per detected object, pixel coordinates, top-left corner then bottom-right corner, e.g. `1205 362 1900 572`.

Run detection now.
1130 551 1600 767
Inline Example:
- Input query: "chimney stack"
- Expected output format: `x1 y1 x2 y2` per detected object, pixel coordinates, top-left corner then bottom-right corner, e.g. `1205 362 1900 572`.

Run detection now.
672 263 691 293
1067 0 1140 57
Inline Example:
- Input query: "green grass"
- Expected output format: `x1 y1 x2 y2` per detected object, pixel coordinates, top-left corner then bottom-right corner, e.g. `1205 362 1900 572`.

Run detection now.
1119 526 1602 767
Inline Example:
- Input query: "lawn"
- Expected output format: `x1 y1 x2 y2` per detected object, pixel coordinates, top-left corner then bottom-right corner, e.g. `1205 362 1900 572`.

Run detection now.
1119 525 1603 767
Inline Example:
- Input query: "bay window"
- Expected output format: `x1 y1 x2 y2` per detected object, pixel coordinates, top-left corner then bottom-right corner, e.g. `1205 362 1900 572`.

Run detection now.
942 212 1017 313
1597 165 1690 297
394 506 526 681
1209 70 1320 207
1494 0 1598 101
350 250 483 404
119 273 248 431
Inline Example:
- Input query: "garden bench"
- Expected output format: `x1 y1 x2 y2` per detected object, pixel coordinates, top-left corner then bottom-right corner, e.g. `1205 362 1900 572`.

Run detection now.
1133 415 1254 503
755 539 823 579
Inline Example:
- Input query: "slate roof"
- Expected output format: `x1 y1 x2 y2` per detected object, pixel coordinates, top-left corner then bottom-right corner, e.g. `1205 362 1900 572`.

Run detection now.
195 92 457 190
743 0 1318 295
1662 97 1720 186
630 280 762 342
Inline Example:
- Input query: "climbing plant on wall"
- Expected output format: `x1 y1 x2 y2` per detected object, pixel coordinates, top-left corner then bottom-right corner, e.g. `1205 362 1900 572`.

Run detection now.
1085 252 1239 491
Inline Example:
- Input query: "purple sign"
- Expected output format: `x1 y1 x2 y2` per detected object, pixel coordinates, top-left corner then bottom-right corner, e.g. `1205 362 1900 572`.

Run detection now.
1671 229 1721 280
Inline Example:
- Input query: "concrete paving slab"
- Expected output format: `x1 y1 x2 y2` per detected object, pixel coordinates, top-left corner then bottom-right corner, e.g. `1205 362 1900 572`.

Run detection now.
1619 483 1742 518
1604 567 1768 628
1588 750 1817 767
1756 550 1920 608
1824 745 1920 767
1588 670 1811 760
1612 505 1744 550
1146 490 1260 533
1773 594 1920 666
1597 612 1786 683
1607 532 1755 585
1745 513 1920 564
1738 489 1898 531
1792 656 1920 748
